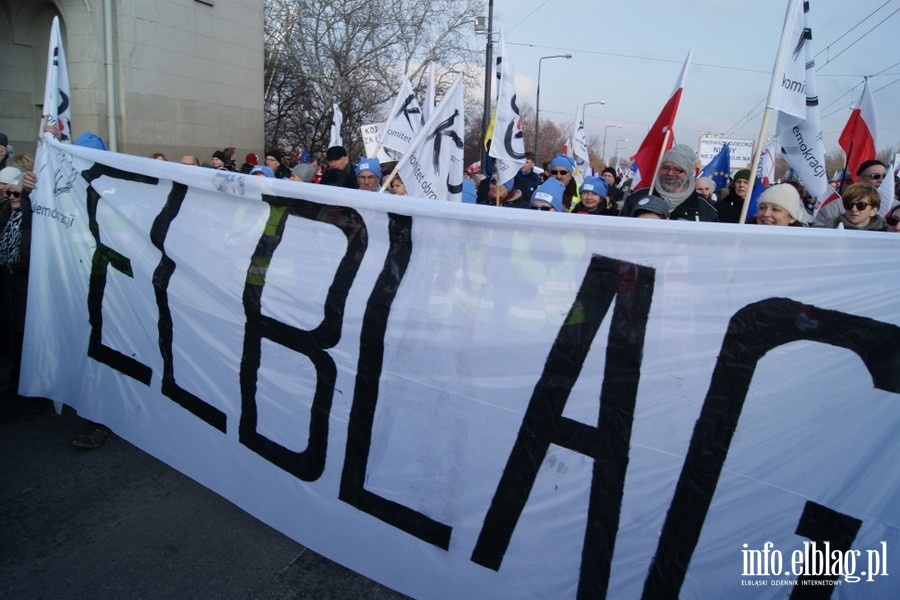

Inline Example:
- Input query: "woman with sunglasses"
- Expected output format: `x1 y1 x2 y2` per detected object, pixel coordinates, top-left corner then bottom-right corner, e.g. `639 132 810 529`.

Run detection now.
885 204 900 233
825 183 887 231
0 169 31 398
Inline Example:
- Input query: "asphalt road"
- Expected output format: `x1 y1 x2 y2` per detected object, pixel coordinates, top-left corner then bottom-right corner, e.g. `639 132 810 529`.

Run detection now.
0 394 409 600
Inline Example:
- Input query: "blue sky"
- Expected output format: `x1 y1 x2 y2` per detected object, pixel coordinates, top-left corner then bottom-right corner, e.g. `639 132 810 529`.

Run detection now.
473 0 900 161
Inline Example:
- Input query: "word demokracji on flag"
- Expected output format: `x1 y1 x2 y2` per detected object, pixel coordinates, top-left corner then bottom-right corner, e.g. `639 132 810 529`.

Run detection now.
630 50 692 190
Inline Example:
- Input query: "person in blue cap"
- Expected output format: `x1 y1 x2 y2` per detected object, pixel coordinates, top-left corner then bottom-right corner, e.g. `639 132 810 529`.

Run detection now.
572 176 616 216
249 165 276 178
355 157 382 192
529 177 565 212
545 154 579 211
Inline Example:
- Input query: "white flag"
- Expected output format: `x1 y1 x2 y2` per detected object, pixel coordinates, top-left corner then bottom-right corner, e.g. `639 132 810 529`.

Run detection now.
329 103 343 147
572 105 590 180
488 34 526 184
772 0 828 201
379 75 423 154
423 62 436 123
878 153 898 216
41 16 72 142
393 76 465 202
758 141 779 186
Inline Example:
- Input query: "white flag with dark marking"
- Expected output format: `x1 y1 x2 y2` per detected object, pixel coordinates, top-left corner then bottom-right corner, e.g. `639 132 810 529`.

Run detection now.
41 16 72 142
394 76 465 201
488 33 526 184
329 103 343 147
772 0 828 201
380 75 424 154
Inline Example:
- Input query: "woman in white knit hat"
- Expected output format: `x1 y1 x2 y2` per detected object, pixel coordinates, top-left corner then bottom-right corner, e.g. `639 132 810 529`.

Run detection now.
754 183 809 227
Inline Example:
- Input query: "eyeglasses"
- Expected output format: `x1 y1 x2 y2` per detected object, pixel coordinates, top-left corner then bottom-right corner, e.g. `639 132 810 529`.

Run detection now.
861 173 885 180
5 190 20 198
659 165 685 175
531 205 553 211
886 215 899 226
549 170 569 176
842 199 875 211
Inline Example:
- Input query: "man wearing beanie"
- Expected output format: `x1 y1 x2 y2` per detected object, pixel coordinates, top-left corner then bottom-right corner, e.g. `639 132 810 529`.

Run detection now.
546 154 579 211
716 168 752 223
355 157 382 192
320 145 358 189
264 149 292 179
754 183 808 226
619 144 717 222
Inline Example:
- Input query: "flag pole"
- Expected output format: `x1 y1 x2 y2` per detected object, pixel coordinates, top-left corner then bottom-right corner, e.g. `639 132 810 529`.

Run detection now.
739 0 801 224
738 108 773 224
647 129 672 197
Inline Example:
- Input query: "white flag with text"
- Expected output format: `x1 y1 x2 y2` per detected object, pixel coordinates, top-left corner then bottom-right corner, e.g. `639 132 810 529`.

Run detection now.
773 0 828 200
394 76 465 201
379 75 424 155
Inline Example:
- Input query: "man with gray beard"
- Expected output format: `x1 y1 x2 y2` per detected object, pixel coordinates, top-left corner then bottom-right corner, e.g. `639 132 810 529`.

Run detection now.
619 144 718 222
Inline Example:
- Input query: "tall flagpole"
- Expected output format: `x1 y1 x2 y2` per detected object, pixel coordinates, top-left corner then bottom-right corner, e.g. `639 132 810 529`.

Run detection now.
738 0 801 224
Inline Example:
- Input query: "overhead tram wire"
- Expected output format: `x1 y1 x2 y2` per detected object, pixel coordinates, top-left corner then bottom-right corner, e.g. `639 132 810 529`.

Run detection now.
815 4 900 72
724 1 899 137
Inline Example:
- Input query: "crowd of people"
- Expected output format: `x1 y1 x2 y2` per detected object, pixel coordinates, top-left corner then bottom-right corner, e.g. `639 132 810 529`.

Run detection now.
144 140 900 233
470 144 900 231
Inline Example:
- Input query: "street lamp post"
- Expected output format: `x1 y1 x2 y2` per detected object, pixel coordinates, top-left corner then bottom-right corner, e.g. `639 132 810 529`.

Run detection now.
602 124 621 166
581 101 605 160
614 139 630 171
534 53 571 161
476 1 495 171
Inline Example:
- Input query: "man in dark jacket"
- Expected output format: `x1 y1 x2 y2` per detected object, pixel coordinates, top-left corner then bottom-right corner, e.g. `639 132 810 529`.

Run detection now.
319 145 358 189
513 152 543 203
619 144 718 222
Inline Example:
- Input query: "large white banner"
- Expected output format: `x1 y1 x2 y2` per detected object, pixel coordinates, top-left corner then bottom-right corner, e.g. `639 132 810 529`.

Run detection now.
23 139 900 599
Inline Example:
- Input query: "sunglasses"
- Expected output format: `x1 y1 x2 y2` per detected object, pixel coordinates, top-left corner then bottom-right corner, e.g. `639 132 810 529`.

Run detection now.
887 215 900 227
842 200 875 211
549 170 569 176
5 190 20 198
861 173 885 180
531 205 553 211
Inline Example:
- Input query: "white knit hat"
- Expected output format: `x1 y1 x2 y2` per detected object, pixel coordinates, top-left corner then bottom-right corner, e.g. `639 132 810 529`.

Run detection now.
758 183 807 224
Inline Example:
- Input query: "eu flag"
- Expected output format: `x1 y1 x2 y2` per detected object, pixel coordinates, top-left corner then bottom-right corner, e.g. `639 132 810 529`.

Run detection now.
700 143 731 193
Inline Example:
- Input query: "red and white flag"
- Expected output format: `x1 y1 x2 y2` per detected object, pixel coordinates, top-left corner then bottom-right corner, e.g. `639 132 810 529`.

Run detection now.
630 50 692 190
41 16 72 142
838 78 877 183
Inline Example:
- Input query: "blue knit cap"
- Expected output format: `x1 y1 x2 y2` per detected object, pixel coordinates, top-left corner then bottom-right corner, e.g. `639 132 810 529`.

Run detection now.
249 165 275 178
355 157 382 180
530 177 565 212
579 176 608 197
73 132 108 150
548 154 575 172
